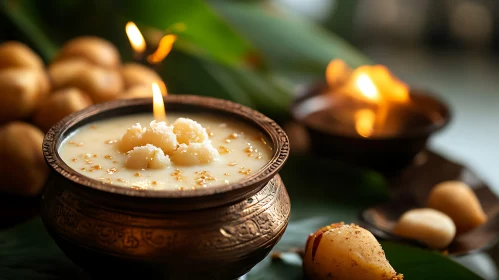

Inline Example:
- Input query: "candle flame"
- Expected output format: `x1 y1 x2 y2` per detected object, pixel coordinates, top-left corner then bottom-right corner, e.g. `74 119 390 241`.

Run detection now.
355 109 375 138
147 34 177 64
152 82 167 121
126 22 146 53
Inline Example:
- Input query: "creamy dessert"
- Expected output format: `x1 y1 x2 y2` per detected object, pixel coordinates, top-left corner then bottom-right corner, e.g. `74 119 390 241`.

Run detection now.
59 113 272 190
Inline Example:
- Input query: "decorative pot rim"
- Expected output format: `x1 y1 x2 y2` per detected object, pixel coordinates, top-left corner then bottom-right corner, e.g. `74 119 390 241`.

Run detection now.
43 95 290 199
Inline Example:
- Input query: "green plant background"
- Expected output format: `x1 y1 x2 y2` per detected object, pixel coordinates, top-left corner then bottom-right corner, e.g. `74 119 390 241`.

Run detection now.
0 0 485 279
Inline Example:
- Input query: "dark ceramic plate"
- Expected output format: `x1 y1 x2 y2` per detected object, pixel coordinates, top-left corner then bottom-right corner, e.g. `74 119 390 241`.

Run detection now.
359 150 499 256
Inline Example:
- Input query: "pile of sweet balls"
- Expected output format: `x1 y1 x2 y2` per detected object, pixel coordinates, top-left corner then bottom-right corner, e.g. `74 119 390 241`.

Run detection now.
0 37 163 196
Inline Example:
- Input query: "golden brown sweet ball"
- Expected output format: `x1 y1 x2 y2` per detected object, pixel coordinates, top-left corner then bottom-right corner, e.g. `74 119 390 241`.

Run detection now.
54 36 120 69
0 68 47 122
0 122 49 196
121 63 162 89
33 87 93 132
0 41 44 70
49 59 123 103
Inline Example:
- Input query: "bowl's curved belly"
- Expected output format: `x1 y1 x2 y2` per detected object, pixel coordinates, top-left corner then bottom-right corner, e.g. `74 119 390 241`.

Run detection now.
41 175 290 279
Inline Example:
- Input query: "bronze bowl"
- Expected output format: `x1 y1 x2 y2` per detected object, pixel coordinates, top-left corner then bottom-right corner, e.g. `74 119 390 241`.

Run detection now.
292 82 451 173
40 95 290 279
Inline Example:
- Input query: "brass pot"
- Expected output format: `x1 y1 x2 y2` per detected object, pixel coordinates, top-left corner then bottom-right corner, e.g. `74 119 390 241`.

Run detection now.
41 96 290 279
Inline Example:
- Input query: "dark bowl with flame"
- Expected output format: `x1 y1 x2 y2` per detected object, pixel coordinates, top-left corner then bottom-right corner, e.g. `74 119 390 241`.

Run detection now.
292 82 451 173
41 96 290 279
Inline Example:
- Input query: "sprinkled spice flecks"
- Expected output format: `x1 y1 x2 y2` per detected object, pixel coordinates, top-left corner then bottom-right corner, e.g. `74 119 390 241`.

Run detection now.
218 146 230 154
91 165 102 170
107 167 117 175
152 181 158 185
104 155 112 159
134 172 142 177
105 139 117 144
90 125 97 129
224 173 230 176
228 162 237 166
171 169 185 182
238 168 252 175
195 170 216 187
85 160 93 165
224 139 231 143
71 158 78 162
112 160 118 164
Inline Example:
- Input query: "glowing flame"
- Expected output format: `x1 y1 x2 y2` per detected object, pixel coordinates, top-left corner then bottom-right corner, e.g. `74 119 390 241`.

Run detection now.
355 74 380 101
148 34 177 64
126 22 146 54
152 82 167 121
326 59 410 138
355 109 375 138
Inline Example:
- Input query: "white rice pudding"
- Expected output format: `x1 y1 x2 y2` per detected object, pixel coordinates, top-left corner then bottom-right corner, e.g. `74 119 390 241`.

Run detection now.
59 113 272 190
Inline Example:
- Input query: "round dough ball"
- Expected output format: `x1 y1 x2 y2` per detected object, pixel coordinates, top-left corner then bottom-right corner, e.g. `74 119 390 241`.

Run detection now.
0 122 49 196
304 223 401 280
393 208 456 249
142 120 178 154
172 118 209 144
125 144 171 169
48 59 89 89
121 63 162 89
0 41 44 70
428 181 487 233
118 123 146 153
170 142 219 166
49 59 123 103
119 84 153 100
33 88 93 131
0 68 44 122
54 36 120 68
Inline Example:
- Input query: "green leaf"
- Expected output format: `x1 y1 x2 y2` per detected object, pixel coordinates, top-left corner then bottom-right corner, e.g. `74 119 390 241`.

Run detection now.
118 0 254 66
382 242 484 280
211 1 373 76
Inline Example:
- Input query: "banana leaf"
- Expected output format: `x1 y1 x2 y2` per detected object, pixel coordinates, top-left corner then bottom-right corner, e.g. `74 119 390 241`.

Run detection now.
210 1 373 77
0 154 482 279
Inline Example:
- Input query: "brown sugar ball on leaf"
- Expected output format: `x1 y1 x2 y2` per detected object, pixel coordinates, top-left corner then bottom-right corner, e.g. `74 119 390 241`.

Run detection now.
54 36 120 69
121 63 162 89
304 223 403 280
0 122 49 196
33 87 93 131
0 41 44 70
0 68 46 122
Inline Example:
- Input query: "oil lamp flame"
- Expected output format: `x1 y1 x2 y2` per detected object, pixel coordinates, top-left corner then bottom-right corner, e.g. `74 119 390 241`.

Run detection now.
355 74 379 101
148 34 177 64
326 59 411 138
152 82 167 121
355 109 375 138
125 22 146 54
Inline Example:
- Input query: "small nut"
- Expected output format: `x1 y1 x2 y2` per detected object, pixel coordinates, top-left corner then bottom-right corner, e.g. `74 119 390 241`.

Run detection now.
121 63 162 89
33 87 93 131
0 68 44 122
304 223 402 280
428 181 487 233
393 208 456 249
0 122 49 196
54 36 120 68
0 41 44 70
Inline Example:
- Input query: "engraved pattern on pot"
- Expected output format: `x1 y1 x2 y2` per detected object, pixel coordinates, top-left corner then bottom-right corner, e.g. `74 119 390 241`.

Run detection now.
45 176 290 257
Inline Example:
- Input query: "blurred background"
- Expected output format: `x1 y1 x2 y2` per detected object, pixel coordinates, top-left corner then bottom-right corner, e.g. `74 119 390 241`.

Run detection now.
1 0 498 189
